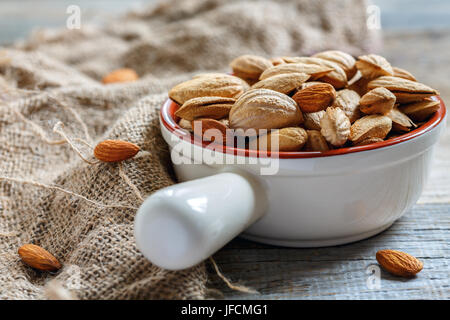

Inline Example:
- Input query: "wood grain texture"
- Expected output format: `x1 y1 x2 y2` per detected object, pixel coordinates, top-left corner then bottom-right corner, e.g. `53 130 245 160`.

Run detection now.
208 204 450 299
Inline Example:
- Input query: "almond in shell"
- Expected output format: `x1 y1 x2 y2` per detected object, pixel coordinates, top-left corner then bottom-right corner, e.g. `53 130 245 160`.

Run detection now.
367 76 438 103
303 110 325 130
386 107 416 132
293 83 336 113
333 89 361 123
320 107 351 147
259 63 333 81
282 57 347 89
349 115 392 144
169 74 249 105
305 130 329 151
192 118 229 144
249 127 307 151
175 96 235 120
393 66 417 81
360 87 396 115
353 137 384 146
399 99 440 121
18 244 62 272
230 55 273 82
251 72 310 94
356 54 394 79
376 249 423 277
313 50 357 79
229 89 303 131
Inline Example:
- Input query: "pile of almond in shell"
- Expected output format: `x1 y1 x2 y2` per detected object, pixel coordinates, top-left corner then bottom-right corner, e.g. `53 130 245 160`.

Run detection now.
169 51 440 152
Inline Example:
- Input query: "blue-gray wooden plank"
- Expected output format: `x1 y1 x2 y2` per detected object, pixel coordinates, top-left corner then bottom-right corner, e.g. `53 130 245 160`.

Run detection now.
209 204 450 299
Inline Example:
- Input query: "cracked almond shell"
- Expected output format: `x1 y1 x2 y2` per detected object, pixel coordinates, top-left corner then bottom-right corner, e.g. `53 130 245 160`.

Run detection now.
249 127 307 151
175 96 235 120
313 50 357 79
386 107 416 132
399 99 440 121
349 115 392 144
259 63 333 81
251 72 310 94
169 74 249 105
282 57 348 89
356 54 394 79
376 250 423 277
367 76 438 104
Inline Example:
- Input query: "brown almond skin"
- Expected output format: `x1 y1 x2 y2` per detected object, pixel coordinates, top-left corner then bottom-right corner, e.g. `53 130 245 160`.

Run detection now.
305 130 329 151
293 83 336 113
18 244 62 272
94 140 140 162
102 68 138 84
376 250 423 277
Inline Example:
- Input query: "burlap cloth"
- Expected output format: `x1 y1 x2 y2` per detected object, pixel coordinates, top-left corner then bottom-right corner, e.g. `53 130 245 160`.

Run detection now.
0 0 376 299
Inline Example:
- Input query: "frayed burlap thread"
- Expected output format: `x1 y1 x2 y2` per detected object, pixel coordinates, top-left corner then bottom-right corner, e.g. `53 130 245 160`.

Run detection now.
0 0 374 299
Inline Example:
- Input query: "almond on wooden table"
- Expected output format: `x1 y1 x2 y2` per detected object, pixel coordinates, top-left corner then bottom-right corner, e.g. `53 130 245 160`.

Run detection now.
94 140 140 162
367 76 439 103
18 244 62 272
102 68 139 84
376 249 423 277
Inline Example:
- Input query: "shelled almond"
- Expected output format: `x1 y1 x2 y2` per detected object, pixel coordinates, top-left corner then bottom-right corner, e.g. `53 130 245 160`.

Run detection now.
170 51 440 152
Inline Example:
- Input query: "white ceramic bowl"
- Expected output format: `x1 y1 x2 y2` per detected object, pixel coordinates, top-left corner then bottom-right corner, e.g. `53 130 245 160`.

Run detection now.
134 97 446 270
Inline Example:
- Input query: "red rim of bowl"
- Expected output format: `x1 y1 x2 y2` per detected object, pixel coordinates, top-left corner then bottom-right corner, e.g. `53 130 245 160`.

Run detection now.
160 96 446 158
